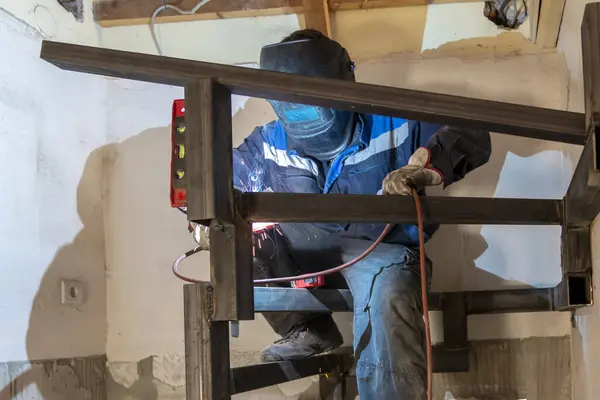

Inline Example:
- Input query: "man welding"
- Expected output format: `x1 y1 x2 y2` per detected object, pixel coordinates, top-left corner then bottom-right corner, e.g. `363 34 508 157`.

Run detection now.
233 29 491 399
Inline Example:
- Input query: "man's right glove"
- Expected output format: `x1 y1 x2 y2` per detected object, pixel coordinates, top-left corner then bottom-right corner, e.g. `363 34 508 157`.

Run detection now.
382 147 443 196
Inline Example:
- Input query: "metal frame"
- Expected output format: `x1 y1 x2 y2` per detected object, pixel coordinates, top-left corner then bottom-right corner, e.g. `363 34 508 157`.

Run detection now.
40 3 599 398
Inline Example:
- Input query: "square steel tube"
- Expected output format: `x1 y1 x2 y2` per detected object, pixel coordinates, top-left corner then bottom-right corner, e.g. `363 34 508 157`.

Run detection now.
252 287 555 314
242 192 564 225
184 283 231 399
40 41 586 144
185 79 254 321
556 3 600 309
565 3 600 224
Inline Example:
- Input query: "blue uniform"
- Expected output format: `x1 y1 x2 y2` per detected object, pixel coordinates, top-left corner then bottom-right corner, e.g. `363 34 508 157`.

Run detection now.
235 113 491 399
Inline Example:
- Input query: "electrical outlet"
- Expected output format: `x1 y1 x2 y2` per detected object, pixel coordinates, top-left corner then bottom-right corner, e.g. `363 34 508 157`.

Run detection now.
61 280 85 306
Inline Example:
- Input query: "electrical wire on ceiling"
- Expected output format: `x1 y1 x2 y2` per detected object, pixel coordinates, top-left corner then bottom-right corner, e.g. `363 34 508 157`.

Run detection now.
150 0 212 56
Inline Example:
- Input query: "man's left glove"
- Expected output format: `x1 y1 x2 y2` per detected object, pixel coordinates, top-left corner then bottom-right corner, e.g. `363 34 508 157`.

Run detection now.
382 147 443 195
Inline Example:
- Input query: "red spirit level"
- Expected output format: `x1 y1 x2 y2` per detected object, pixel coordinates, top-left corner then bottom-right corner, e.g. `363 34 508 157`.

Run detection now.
171 99 187 207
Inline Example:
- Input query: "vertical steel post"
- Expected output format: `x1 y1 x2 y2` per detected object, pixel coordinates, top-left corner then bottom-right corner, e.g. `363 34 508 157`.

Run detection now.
185 79 254 321
184 283 231 399
442 292 468 349
556 3 600 309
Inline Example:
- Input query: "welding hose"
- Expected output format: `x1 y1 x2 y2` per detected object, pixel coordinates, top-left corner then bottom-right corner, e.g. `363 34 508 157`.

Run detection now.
171 190 432 400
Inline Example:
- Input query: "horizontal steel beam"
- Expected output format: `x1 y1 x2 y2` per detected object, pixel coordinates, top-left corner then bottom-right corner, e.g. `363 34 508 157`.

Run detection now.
254 287 555 314
231 351 353 394
255 287 354 312
463 288 554 314
40 41 586 144
230 347 467 393
242 193 563 225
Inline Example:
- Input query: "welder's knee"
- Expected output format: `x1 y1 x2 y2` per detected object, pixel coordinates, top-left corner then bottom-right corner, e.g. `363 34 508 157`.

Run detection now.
352 265 427 399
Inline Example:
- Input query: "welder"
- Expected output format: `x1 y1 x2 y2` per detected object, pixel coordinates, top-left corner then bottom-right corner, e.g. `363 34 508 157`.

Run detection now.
234 29 491 399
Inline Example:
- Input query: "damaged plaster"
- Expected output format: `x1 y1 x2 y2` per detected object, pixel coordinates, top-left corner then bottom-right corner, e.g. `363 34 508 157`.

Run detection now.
58 0 83 22
0 356 106 400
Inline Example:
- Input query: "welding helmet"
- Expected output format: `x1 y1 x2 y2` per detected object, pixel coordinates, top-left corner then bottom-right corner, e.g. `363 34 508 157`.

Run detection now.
260 32 356 160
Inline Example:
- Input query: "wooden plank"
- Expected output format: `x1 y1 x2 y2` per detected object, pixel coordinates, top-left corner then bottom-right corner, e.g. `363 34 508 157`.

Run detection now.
40 41 588 144
529 0 541 43
330 0 426 11
94 0 303 27
242 193 564 225
536 0 566 48
303 0 331 36
428 0 481 4
94 0 470 27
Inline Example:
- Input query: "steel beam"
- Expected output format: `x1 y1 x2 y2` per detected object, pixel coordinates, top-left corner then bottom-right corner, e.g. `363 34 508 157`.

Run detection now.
463 288 554 314
432 346 470 373
442 293 468 350
184 283 231 400
242 192 563 225
40 41 586 144
556 3 600 310
565 3 600 223
186 80 254 321
255 287 354 312
184 79 233 223
231 351 353 394
254 287 555 314
554 225 593 310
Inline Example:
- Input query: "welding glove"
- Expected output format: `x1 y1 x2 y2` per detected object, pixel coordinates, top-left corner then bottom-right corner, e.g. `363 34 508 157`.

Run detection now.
382 147 443 196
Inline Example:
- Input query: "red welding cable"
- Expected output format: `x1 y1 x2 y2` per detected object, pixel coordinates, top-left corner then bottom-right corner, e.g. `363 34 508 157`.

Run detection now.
172 190 433 399
412 189 433 400
252 223 393 284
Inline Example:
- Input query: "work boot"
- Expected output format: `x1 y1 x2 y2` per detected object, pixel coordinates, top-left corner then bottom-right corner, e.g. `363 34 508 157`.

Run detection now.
260 315 343 362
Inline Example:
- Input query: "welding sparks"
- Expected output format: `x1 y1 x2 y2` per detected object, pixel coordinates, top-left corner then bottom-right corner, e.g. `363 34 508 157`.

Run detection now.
251 222 281 257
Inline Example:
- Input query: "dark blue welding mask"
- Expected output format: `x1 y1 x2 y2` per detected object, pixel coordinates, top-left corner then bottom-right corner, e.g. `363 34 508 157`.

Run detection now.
260 33 356 161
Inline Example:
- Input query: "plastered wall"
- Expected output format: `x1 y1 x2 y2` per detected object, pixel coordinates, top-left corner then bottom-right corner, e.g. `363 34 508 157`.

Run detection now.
0 0 585 398
0 6 107 365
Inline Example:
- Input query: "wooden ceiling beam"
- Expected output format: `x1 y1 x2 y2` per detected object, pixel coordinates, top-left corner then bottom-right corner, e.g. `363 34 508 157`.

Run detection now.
303 0 331 37
94 0 431 27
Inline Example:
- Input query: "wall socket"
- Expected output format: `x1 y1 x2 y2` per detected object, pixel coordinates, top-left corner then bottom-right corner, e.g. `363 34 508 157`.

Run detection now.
61 280 85 306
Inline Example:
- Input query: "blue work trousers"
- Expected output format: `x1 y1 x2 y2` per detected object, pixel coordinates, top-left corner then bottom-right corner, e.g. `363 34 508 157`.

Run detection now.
340 240 428 399
257 237 429 400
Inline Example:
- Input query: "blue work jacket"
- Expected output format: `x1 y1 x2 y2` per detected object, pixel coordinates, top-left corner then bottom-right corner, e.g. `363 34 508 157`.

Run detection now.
233 114 491 252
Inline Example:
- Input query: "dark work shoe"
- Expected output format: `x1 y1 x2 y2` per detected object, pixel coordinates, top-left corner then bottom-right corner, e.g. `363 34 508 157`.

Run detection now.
260 315 343 362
